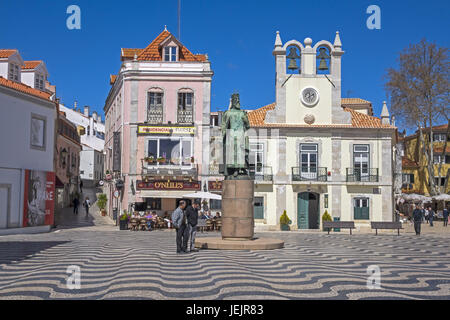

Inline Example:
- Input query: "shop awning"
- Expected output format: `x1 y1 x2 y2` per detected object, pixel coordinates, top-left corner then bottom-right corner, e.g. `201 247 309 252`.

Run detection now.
136 191 189 199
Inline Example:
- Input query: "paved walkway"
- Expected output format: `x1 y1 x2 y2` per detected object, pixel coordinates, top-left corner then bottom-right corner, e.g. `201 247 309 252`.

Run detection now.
0 228 449 300
54 187 115 230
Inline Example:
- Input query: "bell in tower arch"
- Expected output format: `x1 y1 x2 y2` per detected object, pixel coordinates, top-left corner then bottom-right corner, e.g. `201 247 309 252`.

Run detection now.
317 47 330 71
286 47 300 72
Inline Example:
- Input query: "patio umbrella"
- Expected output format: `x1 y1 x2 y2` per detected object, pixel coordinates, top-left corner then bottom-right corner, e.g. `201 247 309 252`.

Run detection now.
183 191 222 200
432 194 450 201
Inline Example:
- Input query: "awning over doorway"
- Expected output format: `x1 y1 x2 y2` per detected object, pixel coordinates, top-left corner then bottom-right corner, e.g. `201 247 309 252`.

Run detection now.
136 191 188 199
55 175 64 188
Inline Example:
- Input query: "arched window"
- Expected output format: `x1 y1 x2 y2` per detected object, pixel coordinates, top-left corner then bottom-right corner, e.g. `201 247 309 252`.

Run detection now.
147 88 164 124
177 88 194 124
286 46 301 74
316 46 331 74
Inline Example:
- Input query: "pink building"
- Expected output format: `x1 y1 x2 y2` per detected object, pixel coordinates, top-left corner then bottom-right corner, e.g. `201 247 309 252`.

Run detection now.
103 28 213 219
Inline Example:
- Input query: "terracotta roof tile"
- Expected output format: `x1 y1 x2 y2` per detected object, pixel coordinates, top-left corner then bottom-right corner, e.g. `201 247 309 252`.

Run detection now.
22 60 42 70
247 101 395 129
131 30 207 62
341 98 371 105
0 76 52 101
121 48 143 61
402 157 419 167
434 146 450 154
0 49 17 58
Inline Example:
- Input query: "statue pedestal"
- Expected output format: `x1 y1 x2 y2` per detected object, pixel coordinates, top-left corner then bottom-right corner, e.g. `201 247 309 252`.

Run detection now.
194 177 284 250
221 179 254 240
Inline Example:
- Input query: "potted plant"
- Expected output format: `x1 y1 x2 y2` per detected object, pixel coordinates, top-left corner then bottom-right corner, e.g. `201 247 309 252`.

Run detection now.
97 194 107 216
145 156 156 164
119 210 129 230
157 157 166 164
322 210 333 232
280 210 291 231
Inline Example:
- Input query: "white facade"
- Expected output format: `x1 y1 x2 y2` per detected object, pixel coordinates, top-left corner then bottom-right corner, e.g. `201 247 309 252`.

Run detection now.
0 81 56 229
59 104 105 184
80 146 104 185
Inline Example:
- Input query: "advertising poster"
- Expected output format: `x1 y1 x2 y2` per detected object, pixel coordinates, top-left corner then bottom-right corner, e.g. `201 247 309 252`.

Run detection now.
23 170 55 227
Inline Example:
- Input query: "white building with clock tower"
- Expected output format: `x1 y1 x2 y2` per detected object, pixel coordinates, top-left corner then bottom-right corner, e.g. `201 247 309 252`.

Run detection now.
242 31 397 230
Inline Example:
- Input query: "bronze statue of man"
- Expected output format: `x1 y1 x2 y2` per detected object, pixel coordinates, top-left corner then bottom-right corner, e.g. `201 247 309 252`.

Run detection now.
221 93 250 179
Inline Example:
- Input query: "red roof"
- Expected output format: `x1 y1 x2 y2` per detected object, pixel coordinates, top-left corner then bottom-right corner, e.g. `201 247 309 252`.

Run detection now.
0 49 17 58
402 157 419 167
121 30 207 62
0 76 52 101
247 101 395 129
22 60 42 70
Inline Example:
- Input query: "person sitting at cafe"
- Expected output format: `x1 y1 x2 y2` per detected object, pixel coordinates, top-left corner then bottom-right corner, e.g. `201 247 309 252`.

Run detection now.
214 212 221 219
163 212 172 228
145 211 154 231
199 211 208 220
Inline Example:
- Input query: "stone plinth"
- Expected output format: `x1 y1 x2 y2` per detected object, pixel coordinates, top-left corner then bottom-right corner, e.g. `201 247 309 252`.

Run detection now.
221 179 254 240
195 237 284 250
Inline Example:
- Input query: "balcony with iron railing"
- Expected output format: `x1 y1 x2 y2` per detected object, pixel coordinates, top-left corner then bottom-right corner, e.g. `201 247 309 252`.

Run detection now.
346 168 379 183
292 167 328 182
177 109 193 124
141 158 198 180
249 165 273 182
147 107 163 124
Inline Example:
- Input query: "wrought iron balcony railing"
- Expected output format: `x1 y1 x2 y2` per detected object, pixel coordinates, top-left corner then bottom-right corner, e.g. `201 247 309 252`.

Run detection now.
249 165 273 182
292 167 328 182
177 109 193 124
147 107 163 124
141 159 198 179
346 168 379 182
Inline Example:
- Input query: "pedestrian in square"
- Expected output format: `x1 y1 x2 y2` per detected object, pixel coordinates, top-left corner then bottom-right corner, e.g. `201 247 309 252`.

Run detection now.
412 204 423 235
80 180 83 193
172 200 188 254
428 206 435 227
186 200 200 252
424 207 429 224
72 197 79 215
83 197 91 217
443 207 449 227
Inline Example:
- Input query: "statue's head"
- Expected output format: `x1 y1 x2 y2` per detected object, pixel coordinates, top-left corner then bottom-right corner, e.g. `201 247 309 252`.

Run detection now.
231 93 241 110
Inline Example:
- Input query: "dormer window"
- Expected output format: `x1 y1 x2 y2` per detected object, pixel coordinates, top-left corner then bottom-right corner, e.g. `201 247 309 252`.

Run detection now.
8 63 20 82
164 46 177 62
35 73 45 90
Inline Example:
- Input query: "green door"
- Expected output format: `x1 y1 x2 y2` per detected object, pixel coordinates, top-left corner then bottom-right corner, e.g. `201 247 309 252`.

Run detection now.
297 193 309 229
254 197 264 219
354 198 370 220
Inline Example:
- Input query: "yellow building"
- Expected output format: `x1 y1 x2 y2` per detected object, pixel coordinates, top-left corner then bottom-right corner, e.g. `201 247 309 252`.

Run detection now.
401 124 450 196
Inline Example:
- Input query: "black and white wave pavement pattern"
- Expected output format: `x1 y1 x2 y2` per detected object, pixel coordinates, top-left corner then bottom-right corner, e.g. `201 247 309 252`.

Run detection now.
0 229 449 300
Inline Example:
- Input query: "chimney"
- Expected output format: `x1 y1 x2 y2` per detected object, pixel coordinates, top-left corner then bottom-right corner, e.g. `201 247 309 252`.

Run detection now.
92 111 98 122
84 106 90 117
74 100 78 111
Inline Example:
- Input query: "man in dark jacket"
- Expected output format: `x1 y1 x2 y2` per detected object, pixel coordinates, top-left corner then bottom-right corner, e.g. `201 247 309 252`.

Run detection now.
428 206 435 227
412 204 423 235
186 200 200 252
443 207 449 227
171 200 188 254
72 197 79 215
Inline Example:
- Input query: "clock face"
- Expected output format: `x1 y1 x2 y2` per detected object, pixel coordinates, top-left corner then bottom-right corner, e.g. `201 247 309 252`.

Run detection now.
301 87 319 107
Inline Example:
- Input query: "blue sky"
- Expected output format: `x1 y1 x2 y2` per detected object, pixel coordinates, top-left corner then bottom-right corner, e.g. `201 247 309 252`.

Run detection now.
1 0 449 127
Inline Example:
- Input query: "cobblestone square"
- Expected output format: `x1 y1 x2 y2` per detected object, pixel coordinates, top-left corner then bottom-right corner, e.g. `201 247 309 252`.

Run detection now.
0 225 449 300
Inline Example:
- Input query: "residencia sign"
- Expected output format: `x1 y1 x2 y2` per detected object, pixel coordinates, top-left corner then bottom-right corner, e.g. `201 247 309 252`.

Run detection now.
137 125 195 135
136 180 201 191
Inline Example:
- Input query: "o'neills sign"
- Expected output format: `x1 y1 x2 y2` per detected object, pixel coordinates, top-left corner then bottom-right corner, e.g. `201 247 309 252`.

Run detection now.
136 180 201 191
137 125 195 135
